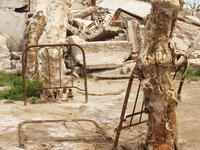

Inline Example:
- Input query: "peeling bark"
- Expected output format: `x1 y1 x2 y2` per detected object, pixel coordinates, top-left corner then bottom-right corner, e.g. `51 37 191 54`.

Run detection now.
24 10 47 80
137 0 180 149
40 0 72 99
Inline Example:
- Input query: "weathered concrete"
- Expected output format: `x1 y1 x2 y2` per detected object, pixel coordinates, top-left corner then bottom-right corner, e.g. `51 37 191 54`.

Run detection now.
67 24 78 36
188 59 200 70
85 26 125 41
10 52 21 60
97 0 151 18
73 6 97 19
91 61 136 78
127 19 143 53
0 9 27 52
69 35 133 69
0 0 24 9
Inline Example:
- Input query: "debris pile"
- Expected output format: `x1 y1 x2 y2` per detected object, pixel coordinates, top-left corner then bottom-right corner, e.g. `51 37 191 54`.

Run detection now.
0 0 200 74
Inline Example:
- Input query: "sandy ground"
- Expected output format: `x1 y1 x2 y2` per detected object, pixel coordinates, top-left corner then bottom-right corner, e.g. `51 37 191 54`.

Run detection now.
0 78 200 150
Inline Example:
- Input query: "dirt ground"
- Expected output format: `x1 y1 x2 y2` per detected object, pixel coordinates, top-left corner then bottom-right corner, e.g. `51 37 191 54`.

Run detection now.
0 78 200 150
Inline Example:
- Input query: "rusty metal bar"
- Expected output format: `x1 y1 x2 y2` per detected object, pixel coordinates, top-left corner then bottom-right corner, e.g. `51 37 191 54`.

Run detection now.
139 100 145 123
112 66 136 150
178 17 200 28
63 121 85 132
177 55 188 95
63 122 70 132
129 84 141 124
58 46 62 87
109 8 143 26
70 46 73 87
45 48 51 88
18 119 113 148
22 43 88 105
124 111 145 121
26 86 85 95
121 120 148 130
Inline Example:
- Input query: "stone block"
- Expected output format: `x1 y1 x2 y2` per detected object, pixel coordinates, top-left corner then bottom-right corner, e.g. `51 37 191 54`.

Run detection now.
69 35 133 69
0 34 10 54
127 19 143 53
85 26 125 41
0 9 27 52
188 59 200 70
10 52 20 60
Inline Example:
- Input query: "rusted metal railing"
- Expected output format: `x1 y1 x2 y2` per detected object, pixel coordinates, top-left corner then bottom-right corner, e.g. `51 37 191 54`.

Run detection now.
109 8 143 26
112 55 188 150
18 119 113 149
22 44 88 106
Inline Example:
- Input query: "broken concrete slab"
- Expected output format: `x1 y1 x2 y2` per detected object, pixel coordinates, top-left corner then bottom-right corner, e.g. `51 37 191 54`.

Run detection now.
97 0 151 18
110 20 126 29
10 52 21 60
85 26 125 41
0 9 27 52
73 6 97 19
188 59 200 70
172 37 188 51
67 24 79 36
127 19 143 53
91 61 136 79
0 33 10 54
110 33 127 41
69 35 133 69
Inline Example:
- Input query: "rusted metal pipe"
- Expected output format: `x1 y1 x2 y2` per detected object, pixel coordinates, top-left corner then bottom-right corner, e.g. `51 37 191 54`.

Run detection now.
129 84 141 124
112 66 137 150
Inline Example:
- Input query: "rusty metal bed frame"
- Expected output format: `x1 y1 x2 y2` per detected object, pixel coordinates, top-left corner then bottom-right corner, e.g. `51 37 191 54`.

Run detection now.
111 54 188 149
18 119 113 149
22 44 88 106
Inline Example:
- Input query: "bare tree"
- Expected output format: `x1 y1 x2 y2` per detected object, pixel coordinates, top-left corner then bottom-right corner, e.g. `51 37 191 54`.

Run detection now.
137 0 181 149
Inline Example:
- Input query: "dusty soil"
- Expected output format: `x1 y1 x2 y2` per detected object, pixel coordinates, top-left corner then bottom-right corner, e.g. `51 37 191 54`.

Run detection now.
0 78 199 150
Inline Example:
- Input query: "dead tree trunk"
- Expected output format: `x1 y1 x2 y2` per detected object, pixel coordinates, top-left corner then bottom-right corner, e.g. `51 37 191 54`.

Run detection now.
40 0 72 101
137 0 180 149
24 0 48 80
24 10 47 80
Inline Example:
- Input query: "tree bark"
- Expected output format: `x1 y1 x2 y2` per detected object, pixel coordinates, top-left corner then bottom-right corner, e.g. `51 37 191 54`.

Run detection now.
137 0 180 149
40 0 72 99
24 10 47 80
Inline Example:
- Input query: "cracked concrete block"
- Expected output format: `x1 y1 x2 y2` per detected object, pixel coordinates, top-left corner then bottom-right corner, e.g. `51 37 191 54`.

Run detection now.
69 35 133 69
73 6 97 19
0 59 11 69
110 33 127 41
188 59 200 70
67 24 78 36
10 52 20 60
91 61 136 78
0 33 10 54
85 26 125 41
127 19 143 53
110 20 126 29
0 9 27 52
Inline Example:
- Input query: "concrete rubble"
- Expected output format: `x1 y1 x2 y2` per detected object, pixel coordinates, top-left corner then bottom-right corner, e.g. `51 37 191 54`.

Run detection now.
0 0 200 75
